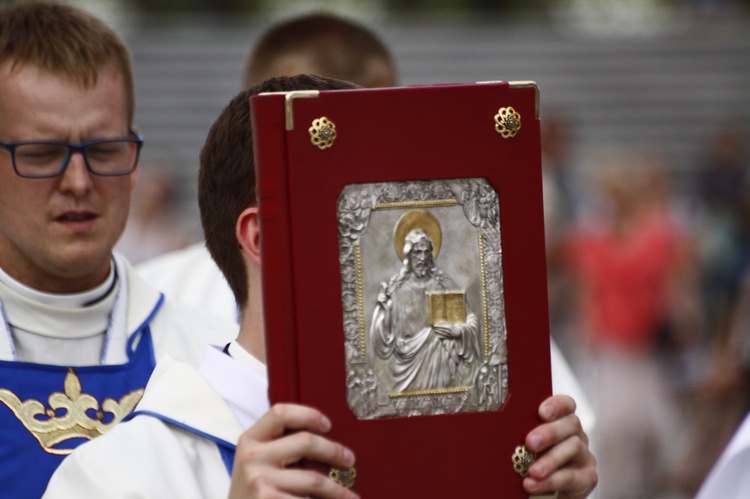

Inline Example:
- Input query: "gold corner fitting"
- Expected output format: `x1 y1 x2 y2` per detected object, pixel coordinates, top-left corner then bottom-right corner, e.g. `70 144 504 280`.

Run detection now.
284 90 320 131
508 81 540 119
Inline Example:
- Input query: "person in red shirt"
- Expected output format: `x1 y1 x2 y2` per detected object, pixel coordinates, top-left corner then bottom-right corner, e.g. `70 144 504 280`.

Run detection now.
565 149 697 498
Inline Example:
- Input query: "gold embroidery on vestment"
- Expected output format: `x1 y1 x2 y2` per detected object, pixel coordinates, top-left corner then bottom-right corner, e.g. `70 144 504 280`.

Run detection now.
0 368 143 455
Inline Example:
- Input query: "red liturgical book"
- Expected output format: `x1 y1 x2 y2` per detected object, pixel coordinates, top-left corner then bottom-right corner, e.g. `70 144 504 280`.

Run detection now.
252 81 551 498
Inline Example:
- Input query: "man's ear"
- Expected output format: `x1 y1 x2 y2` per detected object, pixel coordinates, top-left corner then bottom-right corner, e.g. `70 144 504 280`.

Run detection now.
236 206 261 267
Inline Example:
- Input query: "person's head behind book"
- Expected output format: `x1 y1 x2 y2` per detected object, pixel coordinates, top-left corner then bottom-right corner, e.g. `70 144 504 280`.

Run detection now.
198 74 358 318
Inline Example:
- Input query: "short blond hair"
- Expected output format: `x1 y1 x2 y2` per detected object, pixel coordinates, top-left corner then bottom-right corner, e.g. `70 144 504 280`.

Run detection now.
0 0 135 125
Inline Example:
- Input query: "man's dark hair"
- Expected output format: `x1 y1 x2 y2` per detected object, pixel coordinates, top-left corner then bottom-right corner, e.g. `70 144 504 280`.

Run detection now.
199 74 358 310
243 13 395 89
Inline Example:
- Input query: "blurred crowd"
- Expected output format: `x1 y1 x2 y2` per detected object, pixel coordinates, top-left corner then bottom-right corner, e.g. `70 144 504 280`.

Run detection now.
543 111 750 498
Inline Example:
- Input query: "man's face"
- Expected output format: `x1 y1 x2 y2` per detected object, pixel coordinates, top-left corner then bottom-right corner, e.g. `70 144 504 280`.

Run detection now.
0 63 136 293
409 238 433 278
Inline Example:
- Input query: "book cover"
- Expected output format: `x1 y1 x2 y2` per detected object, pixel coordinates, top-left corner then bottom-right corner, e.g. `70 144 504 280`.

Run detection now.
252 81 551 497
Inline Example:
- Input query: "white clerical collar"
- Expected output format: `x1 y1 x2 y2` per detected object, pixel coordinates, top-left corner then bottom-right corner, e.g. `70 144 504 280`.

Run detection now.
198 341 269 430
0 263 116 308
227 341 266 376
0 264 117 339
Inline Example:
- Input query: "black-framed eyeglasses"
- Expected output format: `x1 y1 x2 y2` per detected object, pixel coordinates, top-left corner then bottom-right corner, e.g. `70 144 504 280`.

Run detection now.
0 129 144 179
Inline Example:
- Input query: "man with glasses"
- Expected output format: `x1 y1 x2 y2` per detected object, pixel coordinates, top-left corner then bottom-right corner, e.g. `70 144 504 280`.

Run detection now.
0 2 234 497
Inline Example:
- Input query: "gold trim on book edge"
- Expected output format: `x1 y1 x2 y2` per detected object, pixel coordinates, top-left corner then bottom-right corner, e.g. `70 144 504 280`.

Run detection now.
388 386 470 398
375 199 459 211
478 233 490 359
284 90 320 131
355 244 366 358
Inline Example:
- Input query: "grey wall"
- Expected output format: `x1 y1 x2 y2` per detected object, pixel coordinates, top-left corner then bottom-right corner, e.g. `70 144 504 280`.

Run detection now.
121 13 750 229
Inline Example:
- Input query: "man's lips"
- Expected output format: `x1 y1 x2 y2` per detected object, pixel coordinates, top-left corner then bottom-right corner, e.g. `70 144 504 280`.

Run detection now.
55 211 99 230
56 212 97 222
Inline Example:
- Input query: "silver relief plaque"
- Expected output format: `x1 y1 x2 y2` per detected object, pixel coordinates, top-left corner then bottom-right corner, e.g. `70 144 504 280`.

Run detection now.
337 178 508 419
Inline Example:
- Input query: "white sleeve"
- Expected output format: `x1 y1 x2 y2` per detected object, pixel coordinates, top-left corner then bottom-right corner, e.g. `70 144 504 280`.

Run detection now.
136 243 239 324
550 338 596 435
695 411 750 499
43 416 229 499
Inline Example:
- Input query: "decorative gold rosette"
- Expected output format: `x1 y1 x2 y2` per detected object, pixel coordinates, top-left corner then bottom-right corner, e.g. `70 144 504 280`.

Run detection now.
329 467 357 487
512 445 537 477
309 116 337 149
494 106 522 138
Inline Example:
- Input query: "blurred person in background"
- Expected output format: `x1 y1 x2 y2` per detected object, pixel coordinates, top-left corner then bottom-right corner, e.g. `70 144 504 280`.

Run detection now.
691 117 750 333
671 116 750 496
675 255 750 496
242 12 395 89
116 162 196 264
694 261 750 499
563 148 701 498
135 12 396 324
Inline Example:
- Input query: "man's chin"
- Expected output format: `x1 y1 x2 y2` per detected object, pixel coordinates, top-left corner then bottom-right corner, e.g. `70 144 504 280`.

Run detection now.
53 245 113 279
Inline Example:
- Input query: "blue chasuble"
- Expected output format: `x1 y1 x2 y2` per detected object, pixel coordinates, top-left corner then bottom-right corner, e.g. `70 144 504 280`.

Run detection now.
0 327 156 498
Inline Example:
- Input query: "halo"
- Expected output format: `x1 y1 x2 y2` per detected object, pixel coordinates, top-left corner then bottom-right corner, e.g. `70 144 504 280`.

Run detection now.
393 209 442 261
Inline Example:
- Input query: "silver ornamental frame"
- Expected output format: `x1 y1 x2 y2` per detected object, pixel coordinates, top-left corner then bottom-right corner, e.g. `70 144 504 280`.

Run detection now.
337 178 509 419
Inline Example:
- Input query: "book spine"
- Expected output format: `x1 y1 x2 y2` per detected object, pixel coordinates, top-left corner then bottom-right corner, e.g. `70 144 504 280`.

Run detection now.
250 94 299 404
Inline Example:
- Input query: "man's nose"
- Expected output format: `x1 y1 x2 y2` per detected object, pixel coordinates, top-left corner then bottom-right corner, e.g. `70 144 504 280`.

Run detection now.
59 152 94 193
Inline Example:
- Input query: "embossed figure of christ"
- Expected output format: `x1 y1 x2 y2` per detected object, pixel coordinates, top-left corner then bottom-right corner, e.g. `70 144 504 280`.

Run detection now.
371 229 481 392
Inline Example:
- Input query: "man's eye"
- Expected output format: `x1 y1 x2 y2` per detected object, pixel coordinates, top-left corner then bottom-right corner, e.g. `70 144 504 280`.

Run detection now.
16 145 66 165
